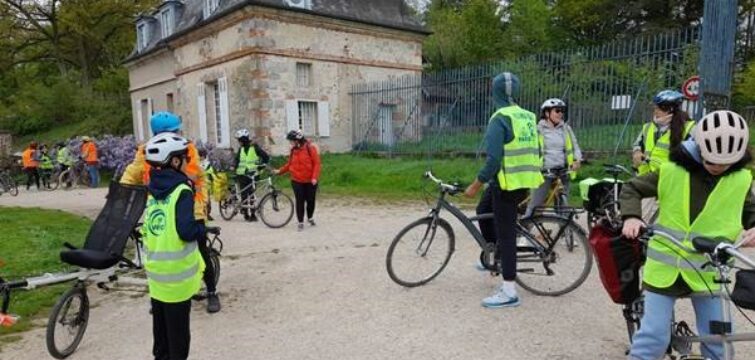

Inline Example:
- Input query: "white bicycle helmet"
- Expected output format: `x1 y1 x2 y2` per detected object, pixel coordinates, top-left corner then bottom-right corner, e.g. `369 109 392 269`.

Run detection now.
694 110 749 164
235 129 250 139
145 133 189 166
541 98 566 111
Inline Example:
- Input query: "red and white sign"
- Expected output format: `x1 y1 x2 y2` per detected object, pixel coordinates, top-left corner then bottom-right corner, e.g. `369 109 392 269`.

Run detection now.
682 75 700 101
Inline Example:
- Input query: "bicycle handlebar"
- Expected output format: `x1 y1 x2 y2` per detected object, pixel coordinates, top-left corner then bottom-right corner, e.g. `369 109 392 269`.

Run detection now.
424 171 462 194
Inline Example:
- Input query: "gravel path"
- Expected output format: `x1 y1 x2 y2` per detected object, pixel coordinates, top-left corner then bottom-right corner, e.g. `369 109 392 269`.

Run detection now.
1 187 754 359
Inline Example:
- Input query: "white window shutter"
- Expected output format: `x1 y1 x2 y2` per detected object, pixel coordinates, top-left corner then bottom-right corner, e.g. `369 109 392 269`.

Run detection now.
218 77 231 148
285 100 299 131
136 101 144 142
147 98 154 136
317 101 330 137
197 83 208 143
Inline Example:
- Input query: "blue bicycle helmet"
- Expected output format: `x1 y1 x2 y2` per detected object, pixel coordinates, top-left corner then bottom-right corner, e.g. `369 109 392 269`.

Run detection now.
150 111 182 135
653 90 684 107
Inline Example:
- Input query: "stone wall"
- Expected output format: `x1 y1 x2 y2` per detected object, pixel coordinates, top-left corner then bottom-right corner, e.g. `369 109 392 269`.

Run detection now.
0 132 11 156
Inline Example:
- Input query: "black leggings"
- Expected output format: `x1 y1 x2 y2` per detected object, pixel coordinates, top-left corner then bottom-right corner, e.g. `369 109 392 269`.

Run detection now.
291 181 317 223
24 168 40 190
476 181 528 281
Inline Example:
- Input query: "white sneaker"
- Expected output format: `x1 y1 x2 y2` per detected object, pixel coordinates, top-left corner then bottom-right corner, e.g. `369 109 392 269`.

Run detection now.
297 223 304 231
481 286 520 308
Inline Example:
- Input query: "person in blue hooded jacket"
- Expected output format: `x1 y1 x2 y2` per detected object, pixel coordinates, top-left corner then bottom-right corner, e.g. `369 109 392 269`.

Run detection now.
465 72 543 309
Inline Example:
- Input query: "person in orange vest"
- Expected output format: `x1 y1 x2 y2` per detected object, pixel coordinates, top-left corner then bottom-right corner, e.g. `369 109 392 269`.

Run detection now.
22 141 40 190
120 111 220 313
80 136 99 188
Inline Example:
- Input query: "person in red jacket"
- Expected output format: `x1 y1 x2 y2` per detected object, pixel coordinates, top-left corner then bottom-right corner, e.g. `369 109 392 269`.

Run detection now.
274 130 322 231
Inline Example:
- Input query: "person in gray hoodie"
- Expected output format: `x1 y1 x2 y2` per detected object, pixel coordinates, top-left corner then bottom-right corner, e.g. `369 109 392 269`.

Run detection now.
524 98 583 217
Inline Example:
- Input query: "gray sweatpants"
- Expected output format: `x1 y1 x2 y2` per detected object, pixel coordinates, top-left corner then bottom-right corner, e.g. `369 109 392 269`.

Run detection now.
524 173 571 217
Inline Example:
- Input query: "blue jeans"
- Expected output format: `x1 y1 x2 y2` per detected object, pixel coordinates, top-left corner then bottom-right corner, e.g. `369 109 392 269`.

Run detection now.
86 164 99 188
629 291 727 360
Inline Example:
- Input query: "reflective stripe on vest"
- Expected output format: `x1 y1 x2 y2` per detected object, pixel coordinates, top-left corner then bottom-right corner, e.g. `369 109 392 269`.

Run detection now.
644 163 751 292
538 126 577 180
236 146 259 175
143 183 205 303
638 121 695 175
495 106 544 191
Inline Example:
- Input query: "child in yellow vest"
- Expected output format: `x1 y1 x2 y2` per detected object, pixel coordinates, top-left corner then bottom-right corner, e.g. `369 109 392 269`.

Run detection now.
620 110 755 359
143 133 206 360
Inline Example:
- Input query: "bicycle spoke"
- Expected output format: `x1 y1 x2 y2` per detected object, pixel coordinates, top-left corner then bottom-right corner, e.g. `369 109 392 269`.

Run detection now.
516 215 592 296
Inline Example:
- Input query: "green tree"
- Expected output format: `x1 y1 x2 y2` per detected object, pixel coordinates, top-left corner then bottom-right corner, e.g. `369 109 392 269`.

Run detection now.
423 0 506 69
501 0 555 56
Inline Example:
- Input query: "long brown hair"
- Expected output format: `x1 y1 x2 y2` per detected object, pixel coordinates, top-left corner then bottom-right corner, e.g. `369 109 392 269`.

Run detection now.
662 104 689 149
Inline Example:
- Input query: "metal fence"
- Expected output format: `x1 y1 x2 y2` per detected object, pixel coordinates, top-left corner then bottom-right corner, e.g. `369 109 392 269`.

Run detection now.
351 27 707 157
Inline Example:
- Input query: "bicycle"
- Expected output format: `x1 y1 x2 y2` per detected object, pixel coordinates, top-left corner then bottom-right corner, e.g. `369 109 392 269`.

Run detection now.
56 160 90 190
0 200 224 359
518 167 572 217
583 164 633 230
386 171 593 296
620 226 755 360
0 168 19 197
218 166 294 228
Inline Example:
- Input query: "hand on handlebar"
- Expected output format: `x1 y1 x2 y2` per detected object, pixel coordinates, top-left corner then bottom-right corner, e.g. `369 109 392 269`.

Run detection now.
741 228 755 248
464 179 483 198
632 151 645 168
570 160 581 171
622 217 645 239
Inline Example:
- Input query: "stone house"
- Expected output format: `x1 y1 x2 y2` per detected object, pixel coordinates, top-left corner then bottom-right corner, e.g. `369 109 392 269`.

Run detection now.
124 0 427 154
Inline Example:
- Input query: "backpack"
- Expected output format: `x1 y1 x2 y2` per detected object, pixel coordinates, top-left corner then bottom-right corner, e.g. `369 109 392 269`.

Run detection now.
588 221 644 304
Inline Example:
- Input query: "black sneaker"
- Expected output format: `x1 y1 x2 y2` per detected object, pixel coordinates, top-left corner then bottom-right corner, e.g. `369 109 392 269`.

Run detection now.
207 292 221 313
308 219 316 226
249 213 258 222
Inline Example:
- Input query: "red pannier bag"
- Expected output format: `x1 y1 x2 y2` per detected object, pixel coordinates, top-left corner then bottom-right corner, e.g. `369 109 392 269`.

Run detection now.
588 222 644 304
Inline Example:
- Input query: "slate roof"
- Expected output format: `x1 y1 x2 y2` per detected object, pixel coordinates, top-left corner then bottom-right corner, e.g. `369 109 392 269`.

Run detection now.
126 0 427 63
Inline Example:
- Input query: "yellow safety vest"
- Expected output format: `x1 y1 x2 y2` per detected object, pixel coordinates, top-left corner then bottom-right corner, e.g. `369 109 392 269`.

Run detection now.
143 183 205 303
538 126 577 180
57 148 73 166
236 146 259 175
496 106 544 191
638 120 695 175
39 154 53 170
646 163 751 293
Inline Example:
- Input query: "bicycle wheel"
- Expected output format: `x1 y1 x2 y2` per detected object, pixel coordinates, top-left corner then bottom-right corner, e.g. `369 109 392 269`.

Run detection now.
516 214 592 296
210 249 221 287
218 197 238 221
48 171 60 191
4 176 19 196
386 217 455 287
258 190 294 228
46 284 89 359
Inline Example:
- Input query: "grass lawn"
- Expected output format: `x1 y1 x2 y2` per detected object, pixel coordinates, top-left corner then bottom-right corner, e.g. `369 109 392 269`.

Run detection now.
0 207 90 339
304 153 634 206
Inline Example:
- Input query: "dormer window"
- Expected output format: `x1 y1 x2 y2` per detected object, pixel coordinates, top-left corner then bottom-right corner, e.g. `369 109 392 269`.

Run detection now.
137 22 149 51
160 8 174 38
284 0 313 10
203 0 220 19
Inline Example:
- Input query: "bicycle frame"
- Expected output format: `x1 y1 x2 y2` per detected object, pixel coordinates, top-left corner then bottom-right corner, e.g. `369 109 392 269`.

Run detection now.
648 228 755 359
426 183 577 265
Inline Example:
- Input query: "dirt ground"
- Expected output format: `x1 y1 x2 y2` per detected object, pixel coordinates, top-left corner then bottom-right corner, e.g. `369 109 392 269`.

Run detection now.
1 187 754 360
